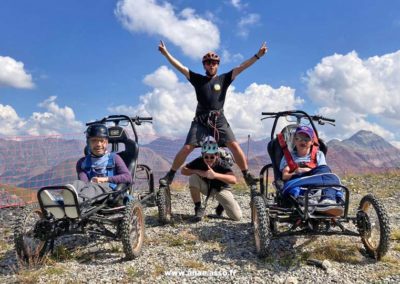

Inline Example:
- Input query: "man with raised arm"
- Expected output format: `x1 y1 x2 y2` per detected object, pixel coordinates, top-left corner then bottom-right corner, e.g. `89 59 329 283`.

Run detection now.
158 40 268 187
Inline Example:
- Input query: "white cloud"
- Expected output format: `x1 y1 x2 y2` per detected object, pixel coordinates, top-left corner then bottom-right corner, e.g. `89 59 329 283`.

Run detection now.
0 56 34 89
115 0 220 59
315 106 394 141
0 104 26 136
230 0 244 10
0 96 83 137
221 49 244 64
237 13 260 38
109 66 303 142
305 50 400 142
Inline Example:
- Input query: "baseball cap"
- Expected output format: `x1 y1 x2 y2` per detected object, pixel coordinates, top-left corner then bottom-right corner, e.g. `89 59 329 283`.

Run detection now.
295 125 314 138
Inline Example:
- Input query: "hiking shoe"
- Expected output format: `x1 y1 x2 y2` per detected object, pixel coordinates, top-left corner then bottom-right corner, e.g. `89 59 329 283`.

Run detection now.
243 172 257 186
215 203 224 217
315 198 344 216
193 206 205 222
159 172 174 186
297 197 318 214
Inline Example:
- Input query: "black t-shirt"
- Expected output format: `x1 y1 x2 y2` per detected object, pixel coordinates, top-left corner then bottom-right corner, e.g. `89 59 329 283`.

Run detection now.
185 156 233 190
189 70 233 116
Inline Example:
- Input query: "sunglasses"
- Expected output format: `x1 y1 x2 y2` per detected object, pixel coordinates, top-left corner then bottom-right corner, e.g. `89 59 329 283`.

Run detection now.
294 136 311 142
203 155 216 160
204 60 219 66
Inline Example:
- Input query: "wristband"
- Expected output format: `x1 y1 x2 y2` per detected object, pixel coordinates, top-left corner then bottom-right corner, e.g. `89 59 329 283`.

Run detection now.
254 54 260 60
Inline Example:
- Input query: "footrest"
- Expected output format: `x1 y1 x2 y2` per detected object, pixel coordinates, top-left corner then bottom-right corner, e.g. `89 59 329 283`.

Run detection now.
39 190 65 219
62 185 81 219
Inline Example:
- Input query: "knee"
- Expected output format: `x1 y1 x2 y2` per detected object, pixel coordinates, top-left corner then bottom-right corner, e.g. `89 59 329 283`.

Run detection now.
180 144 195 155
229 210 242 221
227 141 240 152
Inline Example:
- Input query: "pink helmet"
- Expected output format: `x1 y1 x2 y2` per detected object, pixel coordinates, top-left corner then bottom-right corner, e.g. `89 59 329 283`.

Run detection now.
202 52 220 63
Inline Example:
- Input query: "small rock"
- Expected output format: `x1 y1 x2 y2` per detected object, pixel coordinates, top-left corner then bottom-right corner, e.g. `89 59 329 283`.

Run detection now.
322 260 332 270
284 276 298 284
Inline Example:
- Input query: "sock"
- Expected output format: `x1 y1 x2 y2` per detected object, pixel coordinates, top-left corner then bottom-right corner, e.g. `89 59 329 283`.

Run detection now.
168 169 176 177
242 169 248 176
194 202 201 209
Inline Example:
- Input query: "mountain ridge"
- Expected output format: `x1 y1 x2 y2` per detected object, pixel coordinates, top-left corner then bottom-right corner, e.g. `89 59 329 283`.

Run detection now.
1 130 399 188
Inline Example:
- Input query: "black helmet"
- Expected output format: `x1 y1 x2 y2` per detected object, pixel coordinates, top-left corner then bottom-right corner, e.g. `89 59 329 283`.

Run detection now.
85 124 109 139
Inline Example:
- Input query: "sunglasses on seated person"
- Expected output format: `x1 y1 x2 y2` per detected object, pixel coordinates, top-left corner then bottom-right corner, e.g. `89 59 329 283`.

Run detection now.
203 154 217 160
294 136 312 142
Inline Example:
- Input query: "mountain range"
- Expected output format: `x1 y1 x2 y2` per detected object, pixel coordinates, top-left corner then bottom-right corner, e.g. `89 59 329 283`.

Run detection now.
0 130 399 189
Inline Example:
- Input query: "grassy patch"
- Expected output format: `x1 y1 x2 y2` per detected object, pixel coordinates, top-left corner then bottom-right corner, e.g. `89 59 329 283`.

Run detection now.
152 264 165 277
148 229 199 248
182 259 206 270
393 243 400 252
43 266 66 276
391 228 400 241
368 262 400 281
208 241 224 252
343 173 400 198
381 255 400 265
16 268 41 284
126 266 144 279
107 242 122 253
0 239 12 252
304 239 362 264
51 245 74 261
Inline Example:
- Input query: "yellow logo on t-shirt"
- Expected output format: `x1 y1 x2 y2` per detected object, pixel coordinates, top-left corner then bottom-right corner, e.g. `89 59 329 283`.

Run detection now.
214 84 221 91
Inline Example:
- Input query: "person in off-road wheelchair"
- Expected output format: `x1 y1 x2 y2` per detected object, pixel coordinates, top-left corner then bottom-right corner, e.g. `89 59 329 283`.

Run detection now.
14 115 171 264
251 110 391 260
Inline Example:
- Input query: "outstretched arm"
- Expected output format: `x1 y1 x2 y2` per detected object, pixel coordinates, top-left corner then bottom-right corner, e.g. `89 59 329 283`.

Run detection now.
158 40 190 80
232 41 268 80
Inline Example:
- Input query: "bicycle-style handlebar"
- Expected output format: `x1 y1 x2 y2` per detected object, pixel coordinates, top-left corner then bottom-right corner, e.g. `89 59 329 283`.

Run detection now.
261 111 335 123
261 110 335 140
85 114 153 143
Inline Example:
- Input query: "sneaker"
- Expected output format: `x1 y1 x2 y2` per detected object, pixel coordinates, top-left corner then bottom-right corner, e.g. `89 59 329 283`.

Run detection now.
315 198 344 216
159 172 174 186
193 206 205 222
39 190 65 219
243 172 257 186
215 203 224 217
297 197 318 213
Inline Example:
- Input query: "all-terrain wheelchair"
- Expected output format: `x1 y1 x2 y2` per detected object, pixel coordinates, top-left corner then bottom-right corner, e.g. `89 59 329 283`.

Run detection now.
14 115 172 263
250 110 391 260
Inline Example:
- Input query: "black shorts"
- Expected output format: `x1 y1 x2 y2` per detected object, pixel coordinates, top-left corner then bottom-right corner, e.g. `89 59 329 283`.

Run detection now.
184 117 236 147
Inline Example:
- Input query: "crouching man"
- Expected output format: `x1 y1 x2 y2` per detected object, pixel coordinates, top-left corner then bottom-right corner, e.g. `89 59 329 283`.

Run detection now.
181 140 242 222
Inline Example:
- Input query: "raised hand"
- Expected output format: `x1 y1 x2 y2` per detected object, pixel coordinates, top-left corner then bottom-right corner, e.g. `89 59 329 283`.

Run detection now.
158 40 168 56
256 42 268 58
205 164 216 179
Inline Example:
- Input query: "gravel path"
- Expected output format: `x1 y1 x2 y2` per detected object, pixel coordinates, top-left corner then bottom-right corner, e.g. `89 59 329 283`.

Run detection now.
0 177 399 284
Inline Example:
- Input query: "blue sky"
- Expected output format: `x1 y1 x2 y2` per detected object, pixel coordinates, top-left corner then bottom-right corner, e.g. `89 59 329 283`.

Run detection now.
1 0 400 145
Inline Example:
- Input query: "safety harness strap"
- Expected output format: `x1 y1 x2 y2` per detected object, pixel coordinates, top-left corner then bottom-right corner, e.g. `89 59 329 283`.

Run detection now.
277 133 298 173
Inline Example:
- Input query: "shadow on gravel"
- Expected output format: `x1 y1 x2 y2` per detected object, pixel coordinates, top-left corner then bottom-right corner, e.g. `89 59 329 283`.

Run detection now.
0 250 18 276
